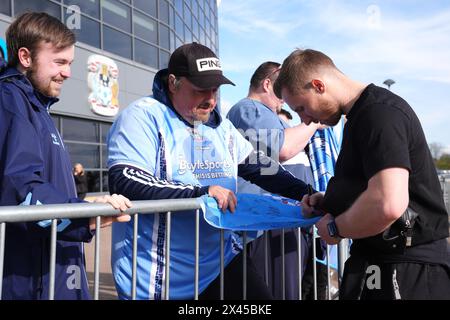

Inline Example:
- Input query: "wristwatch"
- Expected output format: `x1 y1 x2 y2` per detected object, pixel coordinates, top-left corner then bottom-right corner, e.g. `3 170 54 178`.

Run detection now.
327 218 342 239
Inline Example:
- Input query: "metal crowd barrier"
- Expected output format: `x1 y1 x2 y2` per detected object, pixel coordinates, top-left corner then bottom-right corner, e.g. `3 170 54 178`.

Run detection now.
0 199 347 300
439 175 450 214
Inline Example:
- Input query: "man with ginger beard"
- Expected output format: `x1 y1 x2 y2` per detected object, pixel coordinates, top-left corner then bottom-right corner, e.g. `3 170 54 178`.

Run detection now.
274 48 450 300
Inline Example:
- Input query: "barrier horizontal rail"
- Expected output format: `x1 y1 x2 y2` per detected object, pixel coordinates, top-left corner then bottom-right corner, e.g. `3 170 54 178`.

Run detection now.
0 198 203 223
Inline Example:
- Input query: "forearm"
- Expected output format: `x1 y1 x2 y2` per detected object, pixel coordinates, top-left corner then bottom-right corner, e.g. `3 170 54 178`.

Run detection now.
108 164 209 200
279 123 318 161
335 191 397 239
238 152 310 200
335 169 409 239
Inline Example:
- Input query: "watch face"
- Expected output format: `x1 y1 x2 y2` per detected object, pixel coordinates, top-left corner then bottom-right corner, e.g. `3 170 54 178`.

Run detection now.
327 220 338 238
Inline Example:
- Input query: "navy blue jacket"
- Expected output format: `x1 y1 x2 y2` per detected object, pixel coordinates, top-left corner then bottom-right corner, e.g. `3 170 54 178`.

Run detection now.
0 58 93 300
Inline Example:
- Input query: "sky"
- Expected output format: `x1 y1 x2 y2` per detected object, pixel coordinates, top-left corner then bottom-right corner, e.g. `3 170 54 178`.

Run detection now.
217 0 450 154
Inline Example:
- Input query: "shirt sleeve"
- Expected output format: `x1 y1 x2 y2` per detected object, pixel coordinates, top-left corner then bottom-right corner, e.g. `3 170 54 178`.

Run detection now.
107 101 209 200
356 103 412 180
107 100 161 172
227 101 285 156
238 151 310 200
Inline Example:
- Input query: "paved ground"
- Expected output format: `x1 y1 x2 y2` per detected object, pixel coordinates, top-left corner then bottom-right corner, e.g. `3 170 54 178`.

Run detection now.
84 226 118 300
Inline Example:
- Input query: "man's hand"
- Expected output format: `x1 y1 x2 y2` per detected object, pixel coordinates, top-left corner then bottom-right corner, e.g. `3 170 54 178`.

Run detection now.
89 194 132 230
301 192 325 218
208 185 237 213
315 213 341 245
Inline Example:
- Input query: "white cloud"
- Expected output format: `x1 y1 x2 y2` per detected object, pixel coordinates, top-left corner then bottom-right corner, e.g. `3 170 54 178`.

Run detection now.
219 2 304 39
219 1 450 147
315 3 450 84
220 1 450 84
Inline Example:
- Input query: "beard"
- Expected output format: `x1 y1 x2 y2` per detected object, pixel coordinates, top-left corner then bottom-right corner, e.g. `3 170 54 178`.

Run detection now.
319 99 342 126
193 102 215 124
26 64 62 98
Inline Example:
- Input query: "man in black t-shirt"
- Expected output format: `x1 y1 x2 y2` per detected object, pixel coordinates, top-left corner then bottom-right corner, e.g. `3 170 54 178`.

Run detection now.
273 49 450 300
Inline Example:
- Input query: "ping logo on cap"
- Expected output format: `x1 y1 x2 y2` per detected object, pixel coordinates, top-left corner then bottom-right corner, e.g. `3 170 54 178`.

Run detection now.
196 58 222 72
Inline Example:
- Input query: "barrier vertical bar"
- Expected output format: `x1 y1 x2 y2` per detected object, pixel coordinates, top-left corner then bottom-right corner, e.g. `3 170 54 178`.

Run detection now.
242 231 247 300
312 227 317 300
0 222 5 299
94 216 101 300
165 211 171 300
194 209 199 300
337 240 346 290
131 214 138 300
48 219 58 300
281 229 285 300
264 231 269 286
220 229 224 300
326 244 331 300
297 227 302 300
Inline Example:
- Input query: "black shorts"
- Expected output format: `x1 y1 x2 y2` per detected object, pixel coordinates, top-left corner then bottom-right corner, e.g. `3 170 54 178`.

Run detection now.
341 256 450 300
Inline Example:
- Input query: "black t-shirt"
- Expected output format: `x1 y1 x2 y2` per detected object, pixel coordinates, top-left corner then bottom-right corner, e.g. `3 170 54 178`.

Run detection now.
323 84 449 264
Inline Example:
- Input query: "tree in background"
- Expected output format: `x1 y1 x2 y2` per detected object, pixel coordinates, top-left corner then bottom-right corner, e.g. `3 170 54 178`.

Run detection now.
429 142 444 160
436 154 450 170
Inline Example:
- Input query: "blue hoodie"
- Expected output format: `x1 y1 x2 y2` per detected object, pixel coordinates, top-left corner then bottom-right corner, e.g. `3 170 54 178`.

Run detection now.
0 58 93 300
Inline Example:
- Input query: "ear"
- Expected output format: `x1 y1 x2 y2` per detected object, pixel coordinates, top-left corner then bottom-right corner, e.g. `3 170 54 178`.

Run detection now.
18 47 32 69
262 78 271 93
311 79 325 94
168 74 177 94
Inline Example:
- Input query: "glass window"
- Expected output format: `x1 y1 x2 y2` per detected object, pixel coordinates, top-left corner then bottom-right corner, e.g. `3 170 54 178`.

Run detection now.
198 9 205 28
13 0 61 19
63 0 100 19
101 145 108 169
101 123 111 144
134 39 158 69
192 17 199 39
50 115 61 132
159 49 170 69
159 24 170 50
169 4 174 28
102 172 109 192
191 0 198 18
102 0 131 32
159 0 169 24
170 31 175 51
183 3 191 30
0 0 11 16
86 171 100 192
103 26 132 59
133 10 157 44
210 7 215 21
134 0 156 17
174 0 183 15
62 118 99 142
184 25 192 43
208 21 214 39
70 15 100 48
175 36 183 49
175 13 183 39
66 143 100 169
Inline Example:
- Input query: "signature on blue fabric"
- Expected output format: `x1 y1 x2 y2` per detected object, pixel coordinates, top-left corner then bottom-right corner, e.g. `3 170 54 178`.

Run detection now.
201 193 321 231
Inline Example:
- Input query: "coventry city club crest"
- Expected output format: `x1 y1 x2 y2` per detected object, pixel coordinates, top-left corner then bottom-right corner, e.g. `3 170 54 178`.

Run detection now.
87 54 119 117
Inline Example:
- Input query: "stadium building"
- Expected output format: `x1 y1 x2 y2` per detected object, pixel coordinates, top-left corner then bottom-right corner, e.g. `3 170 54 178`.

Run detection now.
0 0 220 193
